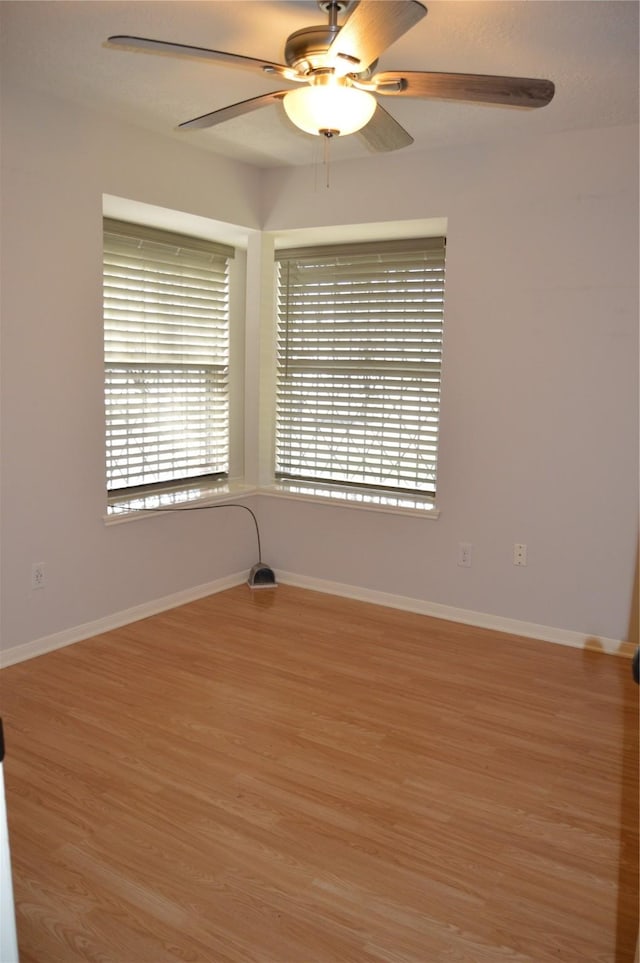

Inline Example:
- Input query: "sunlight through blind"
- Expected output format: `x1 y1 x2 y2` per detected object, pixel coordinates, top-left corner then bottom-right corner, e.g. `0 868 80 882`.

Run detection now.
275 238 446 497
103 219 233 493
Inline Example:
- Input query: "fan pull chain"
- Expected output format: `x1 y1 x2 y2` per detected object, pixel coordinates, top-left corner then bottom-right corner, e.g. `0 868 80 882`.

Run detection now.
322 130 335 189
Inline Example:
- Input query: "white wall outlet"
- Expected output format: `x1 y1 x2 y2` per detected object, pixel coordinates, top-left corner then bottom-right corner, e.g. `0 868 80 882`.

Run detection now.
31 562 46 590
458 542 472 567
513 543 527 566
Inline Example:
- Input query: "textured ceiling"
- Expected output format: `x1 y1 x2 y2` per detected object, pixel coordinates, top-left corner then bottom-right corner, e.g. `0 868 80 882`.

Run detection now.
1 0 638 168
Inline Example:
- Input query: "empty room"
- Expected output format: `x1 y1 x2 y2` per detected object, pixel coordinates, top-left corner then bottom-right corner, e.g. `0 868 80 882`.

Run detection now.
0 1 638 961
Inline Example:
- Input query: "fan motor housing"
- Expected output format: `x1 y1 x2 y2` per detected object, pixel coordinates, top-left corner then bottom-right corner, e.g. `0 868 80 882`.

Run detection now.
284 25 340 72
284 24 376 79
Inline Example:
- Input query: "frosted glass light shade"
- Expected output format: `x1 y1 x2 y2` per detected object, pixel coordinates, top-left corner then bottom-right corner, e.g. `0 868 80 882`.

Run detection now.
283 84 377 136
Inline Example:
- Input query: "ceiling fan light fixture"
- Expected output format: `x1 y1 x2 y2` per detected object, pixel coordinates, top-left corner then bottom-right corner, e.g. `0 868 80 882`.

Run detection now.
283 82 376 137
109 0 555 155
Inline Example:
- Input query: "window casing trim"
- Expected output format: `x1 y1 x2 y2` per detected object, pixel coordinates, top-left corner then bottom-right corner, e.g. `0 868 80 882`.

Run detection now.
258 480 440 518
105 477 257 521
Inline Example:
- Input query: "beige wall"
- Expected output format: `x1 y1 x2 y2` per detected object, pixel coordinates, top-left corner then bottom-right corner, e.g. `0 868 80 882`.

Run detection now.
255 125 639 642
1 74 637 654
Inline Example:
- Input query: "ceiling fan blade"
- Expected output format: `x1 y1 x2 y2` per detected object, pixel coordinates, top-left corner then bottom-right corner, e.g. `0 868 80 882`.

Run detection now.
357 103 414 152
179 91 288 130
106 35 288 76
373 70 555 108
328 0 427 71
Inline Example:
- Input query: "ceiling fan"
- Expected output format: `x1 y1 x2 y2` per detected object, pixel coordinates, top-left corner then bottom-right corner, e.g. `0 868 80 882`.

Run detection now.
107 0 555 153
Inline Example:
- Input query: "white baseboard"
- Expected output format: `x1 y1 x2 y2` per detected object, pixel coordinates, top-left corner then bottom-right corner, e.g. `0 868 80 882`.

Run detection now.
0 572 247 668
276 570 635 659
1 569 634 668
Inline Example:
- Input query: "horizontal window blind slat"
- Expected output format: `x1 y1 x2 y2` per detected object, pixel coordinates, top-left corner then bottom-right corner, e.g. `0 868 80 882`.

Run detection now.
104 289 230 307
103 272 230 294
275 367 442 380
103 258 230 278
277 357 443 367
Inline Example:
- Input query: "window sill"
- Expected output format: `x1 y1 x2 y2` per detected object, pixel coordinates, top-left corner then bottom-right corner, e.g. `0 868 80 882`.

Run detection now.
103 480 258 525
258 481 440 519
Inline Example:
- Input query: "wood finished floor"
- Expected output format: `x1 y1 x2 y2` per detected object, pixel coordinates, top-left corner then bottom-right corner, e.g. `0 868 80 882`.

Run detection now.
1 584 638 963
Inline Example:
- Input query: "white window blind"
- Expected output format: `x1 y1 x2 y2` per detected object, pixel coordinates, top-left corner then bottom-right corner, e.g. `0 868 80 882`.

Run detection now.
275 238 446 498
103 219 233 494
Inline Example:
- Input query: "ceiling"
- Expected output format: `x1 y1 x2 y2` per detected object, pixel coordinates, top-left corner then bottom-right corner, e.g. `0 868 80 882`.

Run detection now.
1 0 638 169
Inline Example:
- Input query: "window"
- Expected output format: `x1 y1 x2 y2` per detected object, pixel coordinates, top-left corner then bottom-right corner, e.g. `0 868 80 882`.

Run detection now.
103 219 233 503
274 237 446 507
103 220 232 497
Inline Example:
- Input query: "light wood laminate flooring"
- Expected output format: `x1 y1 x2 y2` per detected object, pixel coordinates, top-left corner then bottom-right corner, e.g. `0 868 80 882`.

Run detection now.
1 584 638 962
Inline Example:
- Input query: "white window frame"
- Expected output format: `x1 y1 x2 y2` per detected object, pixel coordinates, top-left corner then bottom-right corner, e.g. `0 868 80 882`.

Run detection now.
270 236 446 516
100 207 447 523
103 218 250 517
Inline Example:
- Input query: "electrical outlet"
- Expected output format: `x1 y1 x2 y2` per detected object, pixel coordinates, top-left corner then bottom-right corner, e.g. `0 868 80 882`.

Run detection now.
31 562 46 590
458 542 472 567
513 543 527 566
